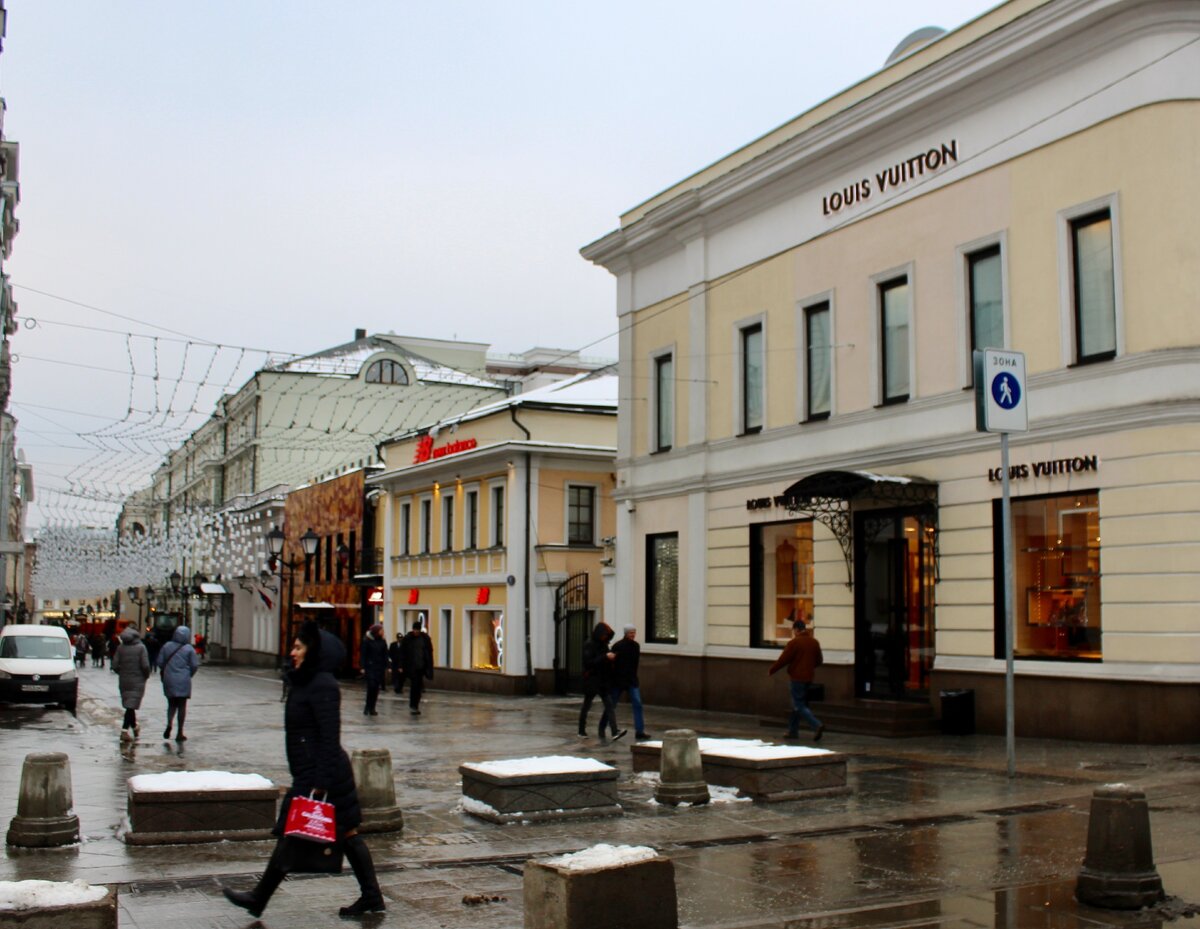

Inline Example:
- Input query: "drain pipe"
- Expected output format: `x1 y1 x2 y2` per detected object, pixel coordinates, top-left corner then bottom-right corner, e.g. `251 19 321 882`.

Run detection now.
510 407 536 695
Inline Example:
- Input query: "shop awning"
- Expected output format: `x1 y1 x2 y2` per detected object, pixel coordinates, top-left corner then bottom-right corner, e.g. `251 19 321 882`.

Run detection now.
296 602 335 609
198 582 228 595
780 469 938 585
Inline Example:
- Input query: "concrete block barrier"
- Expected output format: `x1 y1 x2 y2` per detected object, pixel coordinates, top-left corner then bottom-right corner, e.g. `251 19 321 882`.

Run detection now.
351 748 404 833
524 845 677 929
0 881 116 929
124 771 277 845
460 756 620 824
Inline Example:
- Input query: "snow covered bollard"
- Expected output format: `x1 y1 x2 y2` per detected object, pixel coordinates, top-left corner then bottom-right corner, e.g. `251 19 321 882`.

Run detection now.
0 880 116 929
524 844 677 929
459 756 620 824
125 771 277 845
6 753 80 848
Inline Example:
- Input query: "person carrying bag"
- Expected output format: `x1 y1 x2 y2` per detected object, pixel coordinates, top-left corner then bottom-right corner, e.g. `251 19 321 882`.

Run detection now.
222 620 384 919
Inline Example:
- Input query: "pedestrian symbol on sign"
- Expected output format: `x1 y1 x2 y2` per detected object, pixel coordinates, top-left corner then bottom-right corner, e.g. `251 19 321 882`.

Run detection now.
991 373 1019 410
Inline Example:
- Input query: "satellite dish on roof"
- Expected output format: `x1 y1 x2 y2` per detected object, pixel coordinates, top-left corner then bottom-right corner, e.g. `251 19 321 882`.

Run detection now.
885 26 947 66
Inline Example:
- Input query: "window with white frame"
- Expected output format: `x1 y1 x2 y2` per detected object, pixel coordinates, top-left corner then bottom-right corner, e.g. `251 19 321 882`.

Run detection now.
441 493 454 551
399 502 411 556
804 302 831 420
465 488 479 549
1070 209 1117 363
653 352 673 452
418 497 432 554
490 484 505 547
567 484 596 545
739 322 764 433
879 277 910 403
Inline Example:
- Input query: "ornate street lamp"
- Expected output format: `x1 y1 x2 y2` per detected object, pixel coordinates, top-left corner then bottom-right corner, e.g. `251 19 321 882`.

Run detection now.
265 526 321 666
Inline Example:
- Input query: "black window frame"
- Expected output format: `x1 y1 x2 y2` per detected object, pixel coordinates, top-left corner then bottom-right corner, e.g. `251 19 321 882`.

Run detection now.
491 485 505 548
365 359 409 385
1070 209 1117 365
465 489 479 550
804 302 831 422
879 276 910 405
646 532 680 644
419 498 432 554
740 322 764 435
967 244 1004 365
653 352 674 453
567 484 596 545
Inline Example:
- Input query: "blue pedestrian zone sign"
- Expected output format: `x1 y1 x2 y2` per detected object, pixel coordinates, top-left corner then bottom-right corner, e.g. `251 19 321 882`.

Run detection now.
974 349 1027 433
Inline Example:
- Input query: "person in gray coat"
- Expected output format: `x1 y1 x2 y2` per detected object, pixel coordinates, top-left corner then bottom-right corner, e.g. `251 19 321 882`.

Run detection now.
157 625 199 742
113 627 150 742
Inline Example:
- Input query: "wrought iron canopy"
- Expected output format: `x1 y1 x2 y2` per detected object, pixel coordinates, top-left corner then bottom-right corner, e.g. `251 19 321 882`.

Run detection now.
780 470 938 585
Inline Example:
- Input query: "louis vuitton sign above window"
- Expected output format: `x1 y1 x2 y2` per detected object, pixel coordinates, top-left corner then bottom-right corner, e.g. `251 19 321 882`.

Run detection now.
822 140 959 217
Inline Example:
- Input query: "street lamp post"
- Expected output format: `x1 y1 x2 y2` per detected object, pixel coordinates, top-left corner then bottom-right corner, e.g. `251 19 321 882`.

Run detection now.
126 586 155 628
266 526 320 666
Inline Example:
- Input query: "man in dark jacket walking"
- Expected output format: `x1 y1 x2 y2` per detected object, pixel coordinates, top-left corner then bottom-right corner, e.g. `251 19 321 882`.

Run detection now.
360 624 388 716
578 622 624 742
768 619 824 741
398 619 434 715
610 624 649 740
388 631 405 694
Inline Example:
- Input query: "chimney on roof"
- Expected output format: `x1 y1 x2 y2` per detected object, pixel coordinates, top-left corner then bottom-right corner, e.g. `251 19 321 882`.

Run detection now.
355 328 367 341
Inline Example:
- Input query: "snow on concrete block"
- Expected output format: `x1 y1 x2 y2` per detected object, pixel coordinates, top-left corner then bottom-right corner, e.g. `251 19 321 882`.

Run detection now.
125 771 278 845
524 845 677 929
459 756 620 824
0 881 116 929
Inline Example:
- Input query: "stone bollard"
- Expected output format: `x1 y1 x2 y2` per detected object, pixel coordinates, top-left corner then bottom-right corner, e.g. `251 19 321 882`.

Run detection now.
524 846 677 929
6 753 80 848
351 748 404 833
654 730 709 807
1075 785 1165 909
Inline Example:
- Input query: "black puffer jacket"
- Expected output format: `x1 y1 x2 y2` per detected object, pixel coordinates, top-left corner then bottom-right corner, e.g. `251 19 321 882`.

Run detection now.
581 622 614 696
279 638 361 835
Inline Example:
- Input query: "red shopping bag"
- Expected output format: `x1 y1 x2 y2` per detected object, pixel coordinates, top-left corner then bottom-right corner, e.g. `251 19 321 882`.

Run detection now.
283 792 337 844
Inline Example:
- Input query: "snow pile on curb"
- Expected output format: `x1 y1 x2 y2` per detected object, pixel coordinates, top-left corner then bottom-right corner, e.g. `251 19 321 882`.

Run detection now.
461 756 613 777
544 844 658 870
0 880 107 910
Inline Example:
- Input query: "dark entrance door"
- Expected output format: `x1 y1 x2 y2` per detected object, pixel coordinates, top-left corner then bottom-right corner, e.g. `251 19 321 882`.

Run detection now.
554 572 589 695
854 509 935 700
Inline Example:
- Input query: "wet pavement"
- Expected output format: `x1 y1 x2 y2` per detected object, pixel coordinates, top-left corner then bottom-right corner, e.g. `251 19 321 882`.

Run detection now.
2 663 1198 927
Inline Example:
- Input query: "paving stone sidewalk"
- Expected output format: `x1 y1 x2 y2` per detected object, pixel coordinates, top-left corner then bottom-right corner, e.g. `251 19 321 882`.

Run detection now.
2 664 1197 927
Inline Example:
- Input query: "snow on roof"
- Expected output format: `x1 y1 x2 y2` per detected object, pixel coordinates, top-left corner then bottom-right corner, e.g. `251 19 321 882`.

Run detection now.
127 771 274 792
269 338 498 388
0 880 108 910
461 755 615 777
419 373 617 434
543 844 659 871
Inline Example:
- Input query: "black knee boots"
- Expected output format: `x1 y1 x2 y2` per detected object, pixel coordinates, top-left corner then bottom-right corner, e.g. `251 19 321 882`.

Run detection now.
222 844 288 918
339 834 386 917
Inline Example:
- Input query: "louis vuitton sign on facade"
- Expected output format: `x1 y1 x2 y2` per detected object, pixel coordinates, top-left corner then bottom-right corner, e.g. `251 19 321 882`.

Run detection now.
822 140 960 216
986 454 1098 483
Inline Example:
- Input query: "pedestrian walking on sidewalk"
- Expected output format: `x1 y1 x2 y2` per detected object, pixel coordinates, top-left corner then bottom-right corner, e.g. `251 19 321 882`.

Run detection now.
767 619 824 741
388 631 405 694
90 633 105 668
73 634 88 669
398 618 434 715
222 620 385 920
157 625 199 742
113 627 150 742
360 623 388 716
578 622 624 742
610 624 649 740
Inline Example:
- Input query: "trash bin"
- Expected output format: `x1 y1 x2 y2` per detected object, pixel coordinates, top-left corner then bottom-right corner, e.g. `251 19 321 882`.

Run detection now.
940 689 975 735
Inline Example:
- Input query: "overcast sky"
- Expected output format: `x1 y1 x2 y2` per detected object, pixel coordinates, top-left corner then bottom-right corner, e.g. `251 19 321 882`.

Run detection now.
2 0 998 529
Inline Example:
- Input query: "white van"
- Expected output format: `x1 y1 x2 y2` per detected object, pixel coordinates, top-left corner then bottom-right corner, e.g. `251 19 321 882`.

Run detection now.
0 624 78 714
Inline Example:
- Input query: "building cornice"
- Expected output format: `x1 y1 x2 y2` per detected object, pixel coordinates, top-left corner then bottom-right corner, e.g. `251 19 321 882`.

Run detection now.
369 441 617 490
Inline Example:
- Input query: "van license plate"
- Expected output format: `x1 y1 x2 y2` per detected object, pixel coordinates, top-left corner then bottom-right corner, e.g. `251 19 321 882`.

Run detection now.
21 684 49 692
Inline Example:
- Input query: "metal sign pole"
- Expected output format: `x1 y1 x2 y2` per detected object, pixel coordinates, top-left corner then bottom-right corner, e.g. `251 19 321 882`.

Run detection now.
1001 430 1015 778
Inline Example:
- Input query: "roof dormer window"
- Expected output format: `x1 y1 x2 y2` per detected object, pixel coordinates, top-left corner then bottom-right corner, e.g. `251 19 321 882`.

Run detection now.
365 359 409 385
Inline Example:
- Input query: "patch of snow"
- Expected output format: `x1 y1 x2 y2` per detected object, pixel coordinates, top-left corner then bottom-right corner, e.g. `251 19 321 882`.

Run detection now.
640 737 833 761
462 756 614 777
544 844 658 871
458 796 502 817
0 880 108 910
631 771 661 786
128 771 274 793
707 784 752 804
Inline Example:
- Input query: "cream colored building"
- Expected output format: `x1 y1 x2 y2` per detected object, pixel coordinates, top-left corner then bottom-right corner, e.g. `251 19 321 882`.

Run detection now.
583 0 1200 742
369 375 617 694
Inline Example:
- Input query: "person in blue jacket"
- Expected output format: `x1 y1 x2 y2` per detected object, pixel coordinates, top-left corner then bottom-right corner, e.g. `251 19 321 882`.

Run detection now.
157 625 199 742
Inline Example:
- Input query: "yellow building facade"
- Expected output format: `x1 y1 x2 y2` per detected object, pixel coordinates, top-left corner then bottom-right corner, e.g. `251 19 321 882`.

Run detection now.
369 376 617 694
583 0 1200 741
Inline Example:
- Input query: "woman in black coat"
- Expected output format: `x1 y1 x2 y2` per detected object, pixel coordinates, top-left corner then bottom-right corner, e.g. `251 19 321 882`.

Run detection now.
578 622 624 741
223 621 384 919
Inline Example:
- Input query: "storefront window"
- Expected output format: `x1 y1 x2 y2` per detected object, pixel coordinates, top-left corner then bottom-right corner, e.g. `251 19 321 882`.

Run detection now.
751 520 814 647
646 533 679 643
996 491 1101 660
470 610 503 671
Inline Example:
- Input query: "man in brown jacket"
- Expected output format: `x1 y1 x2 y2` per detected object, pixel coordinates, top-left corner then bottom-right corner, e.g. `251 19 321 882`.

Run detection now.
767 619 824 741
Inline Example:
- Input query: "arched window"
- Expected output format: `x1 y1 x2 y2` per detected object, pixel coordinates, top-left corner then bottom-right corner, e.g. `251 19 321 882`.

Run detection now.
365 359 409 385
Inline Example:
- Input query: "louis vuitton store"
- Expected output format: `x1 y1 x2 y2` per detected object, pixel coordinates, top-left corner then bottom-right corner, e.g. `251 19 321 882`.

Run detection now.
585 0 1200 742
